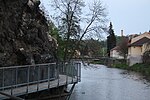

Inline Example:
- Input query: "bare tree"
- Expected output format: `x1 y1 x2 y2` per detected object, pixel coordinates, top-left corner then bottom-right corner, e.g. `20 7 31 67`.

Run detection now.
118 37 128 59
80 39 102 57
142 42 150 64
50 0 107 61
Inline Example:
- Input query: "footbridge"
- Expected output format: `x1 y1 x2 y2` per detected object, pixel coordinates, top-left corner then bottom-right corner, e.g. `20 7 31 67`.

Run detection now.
0 61 81 99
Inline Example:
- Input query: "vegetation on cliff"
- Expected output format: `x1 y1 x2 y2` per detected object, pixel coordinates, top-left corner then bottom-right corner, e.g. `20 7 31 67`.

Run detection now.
0 0 57 66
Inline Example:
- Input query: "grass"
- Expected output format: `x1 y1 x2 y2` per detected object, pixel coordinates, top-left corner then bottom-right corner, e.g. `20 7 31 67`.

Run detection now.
90 60 104 64
91 60 150 78
130 63 150 76
113 63 128 69
113 63 150 79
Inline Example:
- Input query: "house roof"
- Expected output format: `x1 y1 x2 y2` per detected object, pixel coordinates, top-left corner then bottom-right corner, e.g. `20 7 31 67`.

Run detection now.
128 37 150 47
110 46 119 51
129 32 150 44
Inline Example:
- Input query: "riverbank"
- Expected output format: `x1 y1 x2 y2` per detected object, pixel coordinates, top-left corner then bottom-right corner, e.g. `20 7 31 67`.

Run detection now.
91 61 150 81
113 63 150 81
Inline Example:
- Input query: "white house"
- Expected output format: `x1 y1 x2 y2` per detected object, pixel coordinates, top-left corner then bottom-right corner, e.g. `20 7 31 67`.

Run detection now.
110 46 124 59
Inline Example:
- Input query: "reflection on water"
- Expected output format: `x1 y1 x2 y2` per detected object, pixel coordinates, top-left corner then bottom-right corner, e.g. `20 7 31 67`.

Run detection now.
70 64 150 100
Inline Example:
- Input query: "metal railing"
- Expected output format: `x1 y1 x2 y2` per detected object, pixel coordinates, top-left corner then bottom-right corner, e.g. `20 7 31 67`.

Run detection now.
58 61 81 83
0 61 81 93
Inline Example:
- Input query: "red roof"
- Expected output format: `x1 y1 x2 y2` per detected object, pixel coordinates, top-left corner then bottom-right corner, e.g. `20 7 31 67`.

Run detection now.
110 46 119 51
128 37 150 47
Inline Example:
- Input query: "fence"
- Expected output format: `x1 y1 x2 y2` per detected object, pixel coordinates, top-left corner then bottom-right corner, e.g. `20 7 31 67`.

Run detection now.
0 62 81 92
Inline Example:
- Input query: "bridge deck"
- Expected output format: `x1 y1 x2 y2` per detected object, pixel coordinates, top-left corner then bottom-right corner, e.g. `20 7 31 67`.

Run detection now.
0 75 78 99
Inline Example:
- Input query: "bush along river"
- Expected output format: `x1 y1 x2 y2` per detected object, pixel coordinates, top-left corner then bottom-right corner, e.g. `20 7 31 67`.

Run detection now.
69 64 150 100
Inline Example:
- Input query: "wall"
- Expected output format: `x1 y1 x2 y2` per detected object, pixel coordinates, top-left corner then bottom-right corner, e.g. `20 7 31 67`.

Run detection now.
130 46 142 56
128 55 142 66
128 46 142 66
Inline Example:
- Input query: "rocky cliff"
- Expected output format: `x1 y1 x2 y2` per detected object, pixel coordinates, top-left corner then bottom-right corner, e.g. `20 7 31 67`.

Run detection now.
0 0 57 66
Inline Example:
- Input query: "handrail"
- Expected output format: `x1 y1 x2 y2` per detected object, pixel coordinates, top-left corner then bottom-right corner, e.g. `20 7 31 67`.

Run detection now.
0 61 81 92
0 63 56 70
0 63 57 90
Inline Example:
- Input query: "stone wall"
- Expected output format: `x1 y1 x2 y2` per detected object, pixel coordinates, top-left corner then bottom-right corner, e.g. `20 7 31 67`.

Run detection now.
0 0 57 66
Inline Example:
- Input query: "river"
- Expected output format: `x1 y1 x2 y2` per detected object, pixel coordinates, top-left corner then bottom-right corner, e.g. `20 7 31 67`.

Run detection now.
70 64 150 100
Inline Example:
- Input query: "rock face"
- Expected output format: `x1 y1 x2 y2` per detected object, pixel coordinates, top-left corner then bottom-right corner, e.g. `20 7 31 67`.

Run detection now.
0 0 57 66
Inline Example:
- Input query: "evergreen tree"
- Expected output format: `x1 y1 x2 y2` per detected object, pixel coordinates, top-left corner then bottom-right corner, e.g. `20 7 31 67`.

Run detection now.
107 22 116 57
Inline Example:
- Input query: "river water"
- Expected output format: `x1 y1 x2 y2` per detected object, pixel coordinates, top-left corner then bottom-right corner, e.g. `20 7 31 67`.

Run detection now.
70 64 150 100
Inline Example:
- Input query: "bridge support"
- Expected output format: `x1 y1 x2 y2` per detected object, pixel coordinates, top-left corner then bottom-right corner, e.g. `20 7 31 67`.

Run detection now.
0 91 24 100
32 83 77 100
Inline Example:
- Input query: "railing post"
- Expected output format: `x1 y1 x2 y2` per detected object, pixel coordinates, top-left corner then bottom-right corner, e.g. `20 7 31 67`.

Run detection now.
15 67 18 87
66 63 68 85
2 68 4 90
48 64 50 89
77 63 79 82
37 65 40 91
71 62 74 83
26 66 30 93
11 69 13 95
79 63 81 82
57 63 59 87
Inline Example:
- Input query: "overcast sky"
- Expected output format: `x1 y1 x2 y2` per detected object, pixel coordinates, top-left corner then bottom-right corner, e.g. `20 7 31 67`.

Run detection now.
102 0 150 36
41 0 150 36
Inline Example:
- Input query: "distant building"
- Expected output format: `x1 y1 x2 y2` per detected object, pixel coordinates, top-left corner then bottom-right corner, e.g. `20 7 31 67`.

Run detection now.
110 46 124 59
127 32 150 66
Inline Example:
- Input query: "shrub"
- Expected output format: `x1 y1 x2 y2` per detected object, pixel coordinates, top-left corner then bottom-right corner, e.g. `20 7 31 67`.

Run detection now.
142 50 150 64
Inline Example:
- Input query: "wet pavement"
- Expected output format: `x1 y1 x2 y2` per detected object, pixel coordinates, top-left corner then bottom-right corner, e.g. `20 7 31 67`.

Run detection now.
70 64 150 100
